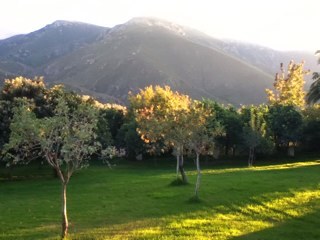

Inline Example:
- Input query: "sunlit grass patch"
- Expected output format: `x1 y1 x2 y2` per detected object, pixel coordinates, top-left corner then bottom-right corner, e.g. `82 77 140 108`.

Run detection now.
68 187 320 240
201 160 320 175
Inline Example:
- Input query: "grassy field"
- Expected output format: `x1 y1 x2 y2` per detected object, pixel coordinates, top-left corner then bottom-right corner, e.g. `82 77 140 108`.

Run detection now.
1 157 320 240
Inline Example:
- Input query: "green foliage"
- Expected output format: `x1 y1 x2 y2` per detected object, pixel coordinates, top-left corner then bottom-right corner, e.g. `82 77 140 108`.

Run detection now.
98 108 125 143
0 76 46 101
267 105 303 149
116 119 145 160
0 100 12 150
0 76 48 117
5 96 100 179
96 110 113 148
202 99 243 156
301 106 320 151
306 51 320 105
187 101 220 153
241 105 273 165
0 77 49 155
3 94 108 239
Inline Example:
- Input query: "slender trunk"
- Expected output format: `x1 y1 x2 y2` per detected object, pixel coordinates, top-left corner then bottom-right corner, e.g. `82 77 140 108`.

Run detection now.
176 154 180 179
181 150 184 166
232 146 236 157
179 155 188 183
248 147 255 167
61 183 68 239
287 144 295 158
195 153 201 198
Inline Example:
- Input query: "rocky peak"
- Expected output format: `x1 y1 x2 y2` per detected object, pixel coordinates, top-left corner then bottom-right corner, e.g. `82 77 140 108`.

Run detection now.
125 17 187 36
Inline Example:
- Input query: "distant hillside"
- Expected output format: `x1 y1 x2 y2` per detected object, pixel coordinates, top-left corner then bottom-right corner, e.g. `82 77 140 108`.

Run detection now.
213 40 317 82
0 18 316 105
43 18 274 105
0 20 108 77
164 21 317 84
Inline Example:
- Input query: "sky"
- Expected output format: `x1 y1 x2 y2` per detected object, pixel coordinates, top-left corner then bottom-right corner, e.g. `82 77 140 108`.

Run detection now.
0 0 319 51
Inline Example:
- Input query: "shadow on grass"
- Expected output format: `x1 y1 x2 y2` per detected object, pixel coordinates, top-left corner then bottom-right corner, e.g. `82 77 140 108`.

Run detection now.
186 195 203 204
71 187 320 240
168 178 190 187
232 208 320 240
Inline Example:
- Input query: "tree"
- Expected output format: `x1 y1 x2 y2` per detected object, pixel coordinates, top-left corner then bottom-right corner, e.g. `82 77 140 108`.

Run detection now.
4 96 104 239
241 105 271 166
0 77 49 159
203 100 243 157
307 72 320 105
267 105 303 156
96 110 114 148
301 105 320 152
266 61 309 108
306 50 320 105
187 101 222 198
97 107 126 146
0 76 48 117
0 100 12 156
116 119 145 160
130 85 191 183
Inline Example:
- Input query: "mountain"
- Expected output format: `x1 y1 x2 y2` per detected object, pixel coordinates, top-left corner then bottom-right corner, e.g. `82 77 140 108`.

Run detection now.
175 24 317 76
0 17 316 105
211 40 317 81
0 20 108 77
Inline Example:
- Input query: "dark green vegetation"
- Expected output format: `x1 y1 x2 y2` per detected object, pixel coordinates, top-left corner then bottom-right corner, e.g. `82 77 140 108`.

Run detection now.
0 18 316 105
1 158 320 239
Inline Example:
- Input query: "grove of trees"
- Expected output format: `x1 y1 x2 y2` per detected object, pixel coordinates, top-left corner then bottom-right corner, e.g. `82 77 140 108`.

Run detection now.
1 56 320 238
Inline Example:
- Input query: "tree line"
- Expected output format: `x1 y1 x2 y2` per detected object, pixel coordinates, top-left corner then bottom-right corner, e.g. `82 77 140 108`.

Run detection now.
1 58 320 238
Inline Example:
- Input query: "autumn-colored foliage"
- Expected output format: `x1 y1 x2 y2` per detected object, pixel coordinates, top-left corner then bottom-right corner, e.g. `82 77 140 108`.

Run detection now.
266 61 309 108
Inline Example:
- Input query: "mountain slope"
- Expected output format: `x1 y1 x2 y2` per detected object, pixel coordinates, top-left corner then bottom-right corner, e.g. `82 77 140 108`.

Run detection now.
43 18 273 105
0 20 109 77
0 18 315 105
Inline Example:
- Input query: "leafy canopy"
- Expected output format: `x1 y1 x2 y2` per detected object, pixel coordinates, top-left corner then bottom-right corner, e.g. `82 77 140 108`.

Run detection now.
266 61 309 108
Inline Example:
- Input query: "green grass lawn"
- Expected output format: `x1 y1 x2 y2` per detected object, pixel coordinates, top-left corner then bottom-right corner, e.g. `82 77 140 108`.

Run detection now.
1 158 320 240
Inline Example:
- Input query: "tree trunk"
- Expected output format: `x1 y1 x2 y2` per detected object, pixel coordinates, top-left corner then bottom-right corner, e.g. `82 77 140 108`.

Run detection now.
232 145 236 157
181 151 184 166
61 183 68 239
179 155 188 183
287 144 295 158
195 153 201 198
248 147 255 167
176 154 180 179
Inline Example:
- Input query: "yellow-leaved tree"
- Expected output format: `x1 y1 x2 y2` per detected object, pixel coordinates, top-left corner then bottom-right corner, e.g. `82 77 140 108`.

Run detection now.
129 85 191 183
266 61 309 108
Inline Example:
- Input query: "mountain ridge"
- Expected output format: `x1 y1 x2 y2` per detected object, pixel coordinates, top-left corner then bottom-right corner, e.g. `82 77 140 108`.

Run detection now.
0 18 316 105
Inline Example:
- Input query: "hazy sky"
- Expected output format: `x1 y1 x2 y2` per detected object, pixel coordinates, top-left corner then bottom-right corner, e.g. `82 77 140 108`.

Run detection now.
0 0 318 51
